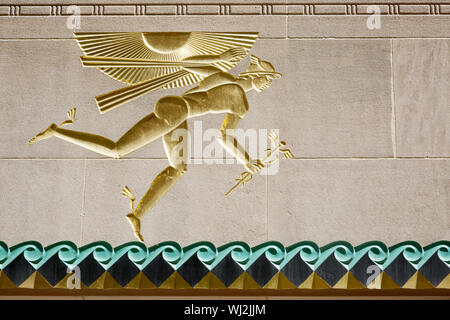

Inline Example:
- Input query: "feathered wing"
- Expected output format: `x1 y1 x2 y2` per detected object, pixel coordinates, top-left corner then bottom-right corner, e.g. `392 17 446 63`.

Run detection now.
74 32 259 88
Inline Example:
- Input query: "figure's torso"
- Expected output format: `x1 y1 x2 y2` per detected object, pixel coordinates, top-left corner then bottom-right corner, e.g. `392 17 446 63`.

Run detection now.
182 72 248 117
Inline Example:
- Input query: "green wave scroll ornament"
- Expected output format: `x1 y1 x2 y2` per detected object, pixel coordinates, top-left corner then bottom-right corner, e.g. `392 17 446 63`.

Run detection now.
0 240 448 290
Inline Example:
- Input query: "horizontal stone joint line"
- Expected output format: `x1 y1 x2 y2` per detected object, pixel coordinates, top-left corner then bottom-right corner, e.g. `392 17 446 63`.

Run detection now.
1 157 449 161
3 36 450 41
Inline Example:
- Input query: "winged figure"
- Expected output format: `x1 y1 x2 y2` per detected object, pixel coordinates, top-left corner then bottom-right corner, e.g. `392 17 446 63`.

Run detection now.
28 32 282 242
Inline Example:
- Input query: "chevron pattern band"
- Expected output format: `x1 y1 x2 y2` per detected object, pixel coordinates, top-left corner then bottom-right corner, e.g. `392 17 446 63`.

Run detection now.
0 240 448 290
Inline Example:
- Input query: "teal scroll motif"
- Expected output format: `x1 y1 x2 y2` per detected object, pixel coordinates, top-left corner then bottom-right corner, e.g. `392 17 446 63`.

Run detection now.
0 240 448 275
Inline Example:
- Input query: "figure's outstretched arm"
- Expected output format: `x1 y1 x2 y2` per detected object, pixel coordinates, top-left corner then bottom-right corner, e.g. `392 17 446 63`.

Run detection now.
182 47 246 77
218 113 264 174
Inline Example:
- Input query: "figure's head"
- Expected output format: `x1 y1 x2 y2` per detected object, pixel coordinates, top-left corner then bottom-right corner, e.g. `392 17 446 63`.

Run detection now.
237 55 282 92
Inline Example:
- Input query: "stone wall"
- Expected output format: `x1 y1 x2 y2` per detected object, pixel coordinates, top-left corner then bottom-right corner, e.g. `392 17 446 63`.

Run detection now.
0 1 448 247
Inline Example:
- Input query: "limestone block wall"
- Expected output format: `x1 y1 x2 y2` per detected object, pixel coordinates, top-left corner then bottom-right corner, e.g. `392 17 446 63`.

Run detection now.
0 1 449 248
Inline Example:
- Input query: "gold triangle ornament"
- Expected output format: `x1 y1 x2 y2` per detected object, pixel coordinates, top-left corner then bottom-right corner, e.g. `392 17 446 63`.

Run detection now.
34 272 54 289
297 273 313 289
276 272 297 289
158 272 177 289
243 272 263 289
174 272 193 289
311 273 331 289
104 272 125 289
125 272 157 289
139 272 158 289
18 271 52 289
0 271 16 289
367 271 400 289
124 272 141 289
209 272 228 289
54 273 89 289
228 272 261 289
298 273 330 289
228 272 245 289
333 272 366 289
88 272 122 289
194 272 227 289
402 271 435 289
436 274 450 289
263 272 280 289
193 272 211 289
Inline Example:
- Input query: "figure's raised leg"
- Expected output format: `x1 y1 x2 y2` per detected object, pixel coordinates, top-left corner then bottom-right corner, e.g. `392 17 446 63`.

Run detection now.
28 96 189 158
28 107 77 145
125 120 188 242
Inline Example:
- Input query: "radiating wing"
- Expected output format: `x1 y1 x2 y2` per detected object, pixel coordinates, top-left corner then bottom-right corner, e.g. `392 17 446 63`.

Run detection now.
74 32 259 88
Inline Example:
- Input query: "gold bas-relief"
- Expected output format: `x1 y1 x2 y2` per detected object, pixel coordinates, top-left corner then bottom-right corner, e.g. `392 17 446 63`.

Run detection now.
28 32 287 242
225 130 294 197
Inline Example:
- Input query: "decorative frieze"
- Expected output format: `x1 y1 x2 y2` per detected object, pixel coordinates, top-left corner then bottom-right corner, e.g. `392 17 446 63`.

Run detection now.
1 3 448 16
0 240 448 289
